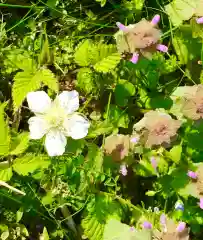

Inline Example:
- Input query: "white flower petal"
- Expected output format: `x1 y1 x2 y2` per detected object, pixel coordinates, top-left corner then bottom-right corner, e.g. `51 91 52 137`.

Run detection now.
64 114 90 139
57 90 79 114
27 91 51 114
28 116 48 139
45 130 67 156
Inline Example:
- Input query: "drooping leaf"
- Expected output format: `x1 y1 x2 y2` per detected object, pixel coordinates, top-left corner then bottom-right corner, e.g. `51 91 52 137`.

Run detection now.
13 154 51 176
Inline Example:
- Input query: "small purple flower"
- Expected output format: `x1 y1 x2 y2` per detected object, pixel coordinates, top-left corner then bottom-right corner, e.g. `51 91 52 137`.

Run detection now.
187 170 197 180
196 17 203 24
120 164 127 176
151 15 160 25
130 53 139 64
150 157 157 170
176 222 186 232
129 226 136 232
142 221 152 229
160 214 166 225
175 201 184 211
199 198 203 209
156 44 168 53
130 136 139 144
116 22 127 31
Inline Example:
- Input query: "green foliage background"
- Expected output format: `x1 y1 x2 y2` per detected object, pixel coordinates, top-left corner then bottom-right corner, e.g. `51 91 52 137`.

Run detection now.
0 0 203 239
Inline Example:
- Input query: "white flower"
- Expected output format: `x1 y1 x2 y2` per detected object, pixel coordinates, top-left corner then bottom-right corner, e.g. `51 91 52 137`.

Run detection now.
27 90 90 156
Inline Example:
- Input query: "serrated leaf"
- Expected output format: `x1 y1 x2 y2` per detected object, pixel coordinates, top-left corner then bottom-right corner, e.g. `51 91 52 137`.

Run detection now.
39 68 58 92
77 68 95 94
10 132 29 156
0 103 10 156
86 143 103 172
165 0 196 27
94 53 121 73
13 154 51 176
74 40 93 66
0 168 12 182
12 68 58 110
82 195 123 240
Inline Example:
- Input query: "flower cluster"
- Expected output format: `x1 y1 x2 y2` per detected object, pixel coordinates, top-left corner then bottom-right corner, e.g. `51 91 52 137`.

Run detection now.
114 15 168 64
27 90 90 156
133 110 181 148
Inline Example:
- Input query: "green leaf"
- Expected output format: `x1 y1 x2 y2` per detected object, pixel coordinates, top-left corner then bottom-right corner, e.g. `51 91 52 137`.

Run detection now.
77 68 96 94
16 207 23 223
165 0 196 27
114 80 135 107
86 143 103 172
95 0 107 7
87 121 114 138
104 219 152 240
12 68 58 110
1 231 9 240
172 25 201 65
41 227 49 240
94 53 120 73
82 195 123 240
0 168 12 182
39 68 58 92
13 154 51 176
0 103 10 156
104 105 130 128
169 145 182 163
10 132 29 156
74 40 94 67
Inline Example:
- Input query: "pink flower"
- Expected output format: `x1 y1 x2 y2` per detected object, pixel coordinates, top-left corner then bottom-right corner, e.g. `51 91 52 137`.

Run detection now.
187 170 197 179
199 198 203 209
151 15 160 25
150 156 157 170
142 221 152 229
120 164 128 176
176 222 186 232
196 17 203 24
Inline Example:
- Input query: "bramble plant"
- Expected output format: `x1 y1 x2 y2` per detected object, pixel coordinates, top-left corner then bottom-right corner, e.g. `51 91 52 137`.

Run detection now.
1 0 203 239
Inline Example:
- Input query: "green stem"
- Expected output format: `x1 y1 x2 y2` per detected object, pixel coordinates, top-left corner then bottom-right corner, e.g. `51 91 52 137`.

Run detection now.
0 3 43 8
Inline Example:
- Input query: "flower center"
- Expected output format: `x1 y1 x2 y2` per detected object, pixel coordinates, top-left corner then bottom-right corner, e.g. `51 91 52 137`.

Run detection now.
45 103 66 130
154 124 167 136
